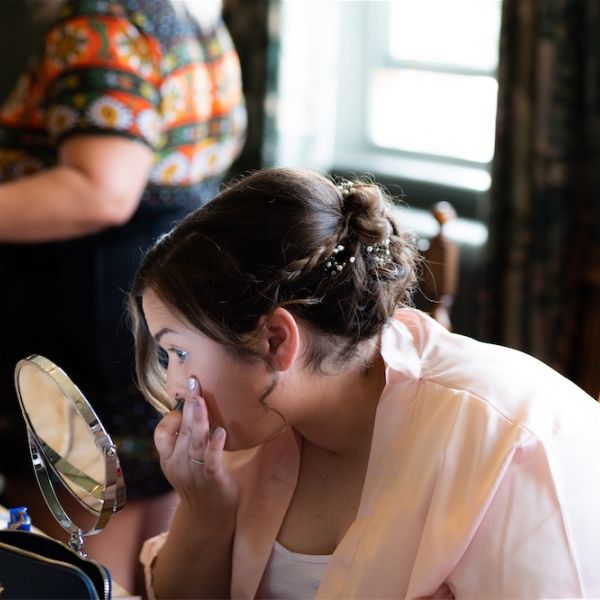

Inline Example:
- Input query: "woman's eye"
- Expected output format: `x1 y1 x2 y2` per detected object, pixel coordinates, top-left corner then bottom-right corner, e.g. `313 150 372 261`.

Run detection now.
173 349 188 363
157 347 168 368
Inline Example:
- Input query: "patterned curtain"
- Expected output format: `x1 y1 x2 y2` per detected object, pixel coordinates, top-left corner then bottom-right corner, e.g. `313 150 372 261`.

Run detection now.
484 0 600 397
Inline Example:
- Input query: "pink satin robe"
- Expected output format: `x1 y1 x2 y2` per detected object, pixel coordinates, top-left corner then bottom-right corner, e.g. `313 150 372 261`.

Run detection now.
141 309 600 599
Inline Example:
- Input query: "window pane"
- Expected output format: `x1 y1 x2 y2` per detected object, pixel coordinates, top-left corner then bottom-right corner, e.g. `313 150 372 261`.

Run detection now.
369 69 498 162
389 0 502 71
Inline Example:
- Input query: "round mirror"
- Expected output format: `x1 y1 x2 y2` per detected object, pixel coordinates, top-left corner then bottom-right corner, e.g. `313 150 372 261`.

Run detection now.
14 355 126 554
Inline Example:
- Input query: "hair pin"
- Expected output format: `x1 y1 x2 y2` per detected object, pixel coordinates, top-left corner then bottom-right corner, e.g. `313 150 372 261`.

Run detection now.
325 244 347 273
324 238 391 275
336 181 354 197
366 239 391 264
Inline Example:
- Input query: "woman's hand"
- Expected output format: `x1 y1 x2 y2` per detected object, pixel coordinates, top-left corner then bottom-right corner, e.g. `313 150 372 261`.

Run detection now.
154 385 239 520
151 384 238 599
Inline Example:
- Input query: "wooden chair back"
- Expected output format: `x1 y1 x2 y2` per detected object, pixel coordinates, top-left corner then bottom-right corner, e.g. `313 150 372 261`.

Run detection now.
420 201 460 331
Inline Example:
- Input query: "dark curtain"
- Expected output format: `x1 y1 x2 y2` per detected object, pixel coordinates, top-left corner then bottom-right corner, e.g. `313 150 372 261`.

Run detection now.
0 2 46 105
483 0 600 397
223 0 276 176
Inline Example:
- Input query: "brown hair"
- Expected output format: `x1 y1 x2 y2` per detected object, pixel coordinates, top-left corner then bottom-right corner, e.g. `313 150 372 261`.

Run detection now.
129 167 420 413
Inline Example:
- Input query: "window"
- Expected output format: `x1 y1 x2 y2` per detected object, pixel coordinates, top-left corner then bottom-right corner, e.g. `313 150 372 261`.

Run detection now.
268 0 498 336
333 0 503 194
271 0 502 211
370 1 501 163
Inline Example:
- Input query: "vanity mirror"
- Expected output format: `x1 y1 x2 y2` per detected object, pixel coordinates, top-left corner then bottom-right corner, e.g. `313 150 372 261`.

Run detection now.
13 354 126 555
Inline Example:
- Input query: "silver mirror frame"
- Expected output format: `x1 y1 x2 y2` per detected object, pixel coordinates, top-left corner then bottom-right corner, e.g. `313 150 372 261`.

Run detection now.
14 355 126 554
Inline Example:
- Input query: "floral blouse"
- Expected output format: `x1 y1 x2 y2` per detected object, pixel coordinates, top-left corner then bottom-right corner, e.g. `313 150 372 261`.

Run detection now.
0 0 246 207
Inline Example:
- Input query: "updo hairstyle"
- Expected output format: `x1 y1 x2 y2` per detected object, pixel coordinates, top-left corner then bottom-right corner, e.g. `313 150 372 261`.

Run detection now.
130 167 420 412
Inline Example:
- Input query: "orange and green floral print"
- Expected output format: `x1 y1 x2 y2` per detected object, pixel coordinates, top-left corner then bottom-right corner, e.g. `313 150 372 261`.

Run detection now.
0 0 245 195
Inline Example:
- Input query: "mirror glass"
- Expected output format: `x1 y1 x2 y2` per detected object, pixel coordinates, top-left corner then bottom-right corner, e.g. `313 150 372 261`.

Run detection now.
17 362 105 512
14 355 126 552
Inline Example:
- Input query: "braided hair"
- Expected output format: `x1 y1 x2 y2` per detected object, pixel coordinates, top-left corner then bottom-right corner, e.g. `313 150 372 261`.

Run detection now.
130 167 420 412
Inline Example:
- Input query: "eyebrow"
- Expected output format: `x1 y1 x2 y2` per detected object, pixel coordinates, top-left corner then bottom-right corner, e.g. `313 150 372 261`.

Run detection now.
154 327 178 342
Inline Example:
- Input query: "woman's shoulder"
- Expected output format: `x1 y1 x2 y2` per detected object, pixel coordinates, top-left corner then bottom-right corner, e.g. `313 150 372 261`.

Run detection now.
383 309 600 440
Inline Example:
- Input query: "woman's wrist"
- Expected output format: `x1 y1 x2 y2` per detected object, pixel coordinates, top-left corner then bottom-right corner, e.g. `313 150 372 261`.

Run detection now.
173 499 236 540
152 501 235 599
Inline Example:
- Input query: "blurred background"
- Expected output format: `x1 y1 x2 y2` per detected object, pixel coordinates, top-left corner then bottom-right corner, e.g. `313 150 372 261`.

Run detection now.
1 0 598 397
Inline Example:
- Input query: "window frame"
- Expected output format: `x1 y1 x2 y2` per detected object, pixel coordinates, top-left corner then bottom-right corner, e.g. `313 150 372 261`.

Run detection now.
331 0 502 220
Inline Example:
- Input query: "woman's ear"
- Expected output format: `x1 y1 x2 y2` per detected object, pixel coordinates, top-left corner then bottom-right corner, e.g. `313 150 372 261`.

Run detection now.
262 307 300 372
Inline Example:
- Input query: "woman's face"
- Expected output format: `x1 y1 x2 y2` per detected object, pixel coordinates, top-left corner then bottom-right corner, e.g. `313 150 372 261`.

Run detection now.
141 288 288 450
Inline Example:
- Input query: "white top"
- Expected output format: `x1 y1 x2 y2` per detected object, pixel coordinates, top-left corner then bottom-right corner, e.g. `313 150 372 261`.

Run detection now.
255 540 331 599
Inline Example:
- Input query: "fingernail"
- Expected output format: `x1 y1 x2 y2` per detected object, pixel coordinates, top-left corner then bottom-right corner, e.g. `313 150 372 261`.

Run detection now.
188 377 203 397
174 397 184 413
213 426 225 440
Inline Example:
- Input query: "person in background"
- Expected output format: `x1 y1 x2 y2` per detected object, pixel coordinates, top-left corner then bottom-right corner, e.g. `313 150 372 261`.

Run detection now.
130 167 600 599
0 0 245 593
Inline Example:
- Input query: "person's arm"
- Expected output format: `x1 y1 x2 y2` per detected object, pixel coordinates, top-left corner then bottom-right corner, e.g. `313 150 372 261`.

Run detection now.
149 390 239 599
151 499 235 599
0 135 153 243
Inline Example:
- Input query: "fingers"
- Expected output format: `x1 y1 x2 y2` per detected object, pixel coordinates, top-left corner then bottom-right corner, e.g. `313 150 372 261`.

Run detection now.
188 398 210 461
171 396 209 464
203 427 227 481
154 380 229 486
154 410 182 459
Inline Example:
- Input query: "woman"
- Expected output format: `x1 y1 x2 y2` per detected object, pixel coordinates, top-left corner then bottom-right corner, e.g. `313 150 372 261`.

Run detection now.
131 168 600 599
0 0 245 592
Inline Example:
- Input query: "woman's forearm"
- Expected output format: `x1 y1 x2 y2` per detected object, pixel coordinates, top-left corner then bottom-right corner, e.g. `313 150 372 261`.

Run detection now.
0 135 152 242
0 165 128 242
151 503 236 599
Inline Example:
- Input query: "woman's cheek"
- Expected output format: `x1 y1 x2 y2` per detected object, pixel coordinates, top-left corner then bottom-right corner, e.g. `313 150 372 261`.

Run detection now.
203 391 226 427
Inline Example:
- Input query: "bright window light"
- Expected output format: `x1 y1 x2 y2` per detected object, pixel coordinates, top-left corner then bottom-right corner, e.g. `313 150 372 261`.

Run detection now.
389 0 503 71
369 69 499 162
365 0 503 166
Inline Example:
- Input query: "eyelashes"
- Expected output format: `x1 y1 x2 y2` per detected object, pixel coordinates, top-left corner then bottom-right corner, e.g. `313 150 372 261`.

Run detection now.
157 346 188 366
173 348 188 363
157 347 168 368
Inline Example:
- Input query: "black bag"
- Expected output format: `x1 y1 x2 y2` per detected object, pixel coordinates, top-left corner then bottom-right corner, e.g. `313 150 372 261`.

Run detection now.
0 529 111 599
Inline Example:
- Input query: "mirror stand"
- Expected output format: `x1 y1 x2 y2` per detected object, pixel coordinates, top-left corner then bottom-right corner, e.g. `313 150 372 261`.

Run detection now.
29 431 87 555
15 355 126 557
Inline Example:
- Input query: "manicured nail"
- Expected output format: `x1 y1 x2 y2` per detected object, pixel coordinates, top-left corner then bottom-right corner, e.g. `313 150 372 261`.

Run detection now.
174 397 184 413
188 376 203 397
213 426 225 440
